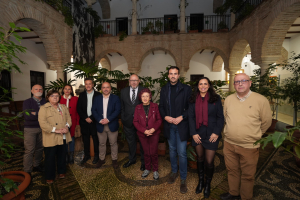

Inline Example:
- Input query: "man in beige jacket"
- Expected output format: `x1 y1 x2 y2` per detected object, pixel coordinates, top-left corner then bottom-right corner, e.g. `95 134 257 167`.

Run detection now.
220 73 272 200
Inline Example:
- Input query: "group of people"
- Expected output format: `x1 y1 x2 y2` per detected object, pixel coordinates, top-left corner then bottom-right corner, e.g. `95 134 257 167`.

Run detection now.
23 66 272 200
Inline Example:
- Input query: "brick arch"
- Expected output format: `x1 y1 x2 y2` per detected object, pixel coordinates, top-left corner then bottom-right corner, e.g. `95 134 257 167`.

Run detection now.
242 45 251 58
186 46 229 72
212 54 223 72
138 47 179 72
99 56 111 70
255 0 300 65
0 0 72 70
98 0 110 19
276 47 288 65
96 49 130 70
229 39 250 71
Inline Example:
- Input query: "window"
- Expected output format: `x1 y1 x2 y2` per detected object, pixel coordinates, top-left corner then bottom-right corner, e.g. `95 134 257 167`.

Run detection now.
164 15 178 33
226 69 244 83
190 14 204 32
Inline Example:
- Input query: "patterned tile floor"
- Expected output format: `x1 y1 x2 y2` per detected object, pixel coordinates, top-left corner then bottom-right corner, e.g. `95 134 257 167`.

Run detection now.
1 136 300 200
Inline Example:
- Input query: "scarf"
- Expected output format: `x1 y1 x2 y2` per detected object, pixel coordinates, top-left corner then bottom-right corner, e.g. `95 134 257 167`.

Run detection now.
195 93 209 129
63 94 72 108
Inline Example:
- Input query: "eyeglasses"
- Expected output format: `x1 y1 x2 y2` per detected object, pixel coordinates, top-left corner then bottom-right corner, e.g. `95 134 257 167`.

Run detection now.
129 80 139 82
50 95 59 98
234 80 250 85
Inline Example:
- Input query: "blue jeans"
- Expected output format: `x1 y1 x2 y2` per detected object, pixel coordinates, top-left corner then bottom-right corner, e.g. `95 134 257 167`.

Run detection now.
66 137 75 152
168 124 187 180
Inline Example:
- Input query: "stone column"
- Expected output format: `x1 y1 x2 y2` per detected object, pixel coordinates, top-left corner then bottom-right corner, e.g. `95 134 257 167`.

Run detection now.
132 0 137 35
180 0 186 33
229 70 237 92
260 63 270 75
56 68 65 81
230 12 235 29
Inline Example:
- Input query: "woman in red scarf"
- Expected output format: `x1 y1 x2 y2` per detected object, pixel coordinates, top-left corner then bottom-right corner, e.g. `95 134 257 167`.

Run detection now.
188 77 224 198
60 85 79 164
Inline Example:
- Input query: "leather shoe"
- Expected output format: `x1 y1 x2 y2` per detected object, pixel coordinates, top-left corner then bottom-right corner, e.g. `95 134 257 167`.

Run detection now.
112 160 118 169
32 165 44 172
80 156 91 165
140 164 145 171
96 159 105 168
92 157 99 164
180 179 187 194
123 161 136 168
220 192 241 200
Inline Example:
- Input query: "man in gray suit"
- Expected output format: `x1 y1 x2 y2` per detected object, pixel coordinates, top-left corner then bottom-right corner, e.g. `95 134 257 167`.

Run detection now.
121 74 145 170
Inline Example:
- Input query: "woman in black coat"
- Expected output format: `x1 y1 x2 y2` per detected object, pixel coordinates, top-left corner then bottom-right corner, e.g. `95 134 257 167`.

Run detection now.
188 77 224 198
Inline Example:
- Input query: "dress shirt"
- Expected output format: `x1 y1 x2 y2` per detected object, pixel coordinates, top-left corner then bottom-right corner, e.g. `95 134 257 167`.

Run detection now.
130 87 139 101
237 90 252 102
102 94 110 119
87 90 94 116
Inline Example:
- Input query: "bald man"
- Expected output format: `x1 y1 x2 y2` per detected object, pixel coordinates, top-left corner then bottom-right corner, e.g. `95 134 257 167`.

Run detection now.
120 74 145 170
220 73 272 200
23 84 46 176
92 82 121 169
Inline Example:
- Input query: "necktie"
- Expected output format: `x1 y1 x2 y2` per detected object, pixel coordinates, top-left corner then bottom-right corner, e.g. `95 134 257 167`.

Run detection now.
132 89 136 104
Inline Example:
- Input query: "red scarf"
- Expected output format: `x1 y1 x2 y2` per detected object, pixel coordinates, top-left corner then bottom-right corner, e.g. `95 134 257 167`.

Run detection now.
195 93 209 129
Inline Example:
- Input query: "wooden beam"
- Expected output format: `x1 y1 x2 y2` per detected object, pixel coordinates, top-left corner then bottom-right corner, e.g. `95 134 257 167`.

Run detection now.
285 37 291 39
200 49 204 54
117 52 122 56
152 51 154 55
211 50 214 54
22 36 39 39
165 51 167 55
35 42 43 44
291 24 300 26
287 31 300 34
108 53 112 57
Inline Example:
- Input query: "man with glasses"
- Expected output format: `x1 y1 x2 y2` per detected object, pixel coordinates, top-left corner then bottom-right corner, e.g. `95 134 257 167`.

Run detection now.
220 73 272 200
23 84 46 177
121 74 145 170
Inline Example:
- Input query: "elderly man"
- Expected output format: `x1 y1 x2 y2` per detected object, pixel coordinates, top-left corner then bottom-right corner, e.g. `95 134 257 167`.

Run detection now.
92 82 121 169
23 84 46 176
220 73 272 200
120 74 145 170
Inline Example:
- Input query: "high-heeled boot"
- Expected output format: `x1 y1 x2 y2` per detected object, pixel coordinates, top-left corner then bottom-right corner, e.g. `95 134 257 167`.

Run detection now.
69 152 74 164
195 161 205 194
204 166 214 198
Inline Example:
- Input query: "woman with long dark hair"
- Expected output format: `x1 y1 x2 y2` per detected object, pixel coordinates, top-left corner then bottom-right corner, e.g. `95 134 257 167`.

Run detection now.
188 77 224 198
60 85 79 164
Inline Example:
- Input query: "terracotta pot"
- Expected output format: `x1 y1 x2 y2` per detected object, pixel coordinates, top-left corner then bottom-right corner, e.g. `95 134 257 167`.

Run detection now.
202 29 213 33
218 28 229 32
90 136 94 157
158 142 166 156
188 160 197 169
1 171 31 200
188 30 198 33
266 119 278 133
164 31 175 34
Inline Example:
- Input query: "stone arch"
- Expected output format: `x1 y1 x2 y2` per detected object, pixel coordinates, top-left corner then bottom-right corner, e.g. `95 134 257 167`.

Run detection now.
229 39 251 71
242 45 251 58
276 47 288 65
98 0 111 19
0 0 72 71
212 54 223 72
186 46 229 72
96 49 129 71
138 47 179 73
99 55 111 70
257 0 300 67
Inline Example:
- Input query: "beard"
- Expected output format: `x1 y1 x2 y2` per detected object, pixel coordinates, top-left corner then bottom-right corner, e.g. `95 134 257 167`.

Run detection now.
34 92 43 97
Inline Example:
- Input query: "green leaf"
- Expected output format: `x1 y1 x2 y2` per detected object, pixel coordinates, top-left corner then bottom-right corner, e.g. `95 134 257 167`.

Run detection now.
18 27 30 32
9 22 15 29
295 146 300 159
272 131 287 148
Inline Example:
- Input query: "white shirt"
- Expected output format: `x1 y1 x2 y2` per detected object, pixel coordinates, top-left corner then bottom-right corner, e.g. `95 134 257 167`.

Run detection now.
102 95 110 119
130 86 139 102
87 90 94 116
237 90 252 102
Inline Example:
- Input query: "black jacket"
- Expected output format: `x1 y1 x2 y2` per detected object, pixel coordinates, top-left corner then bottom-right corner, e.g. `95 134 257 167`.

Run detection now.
188 96 224 140
120 86 145 128
159 81 192 141
77 90 101 135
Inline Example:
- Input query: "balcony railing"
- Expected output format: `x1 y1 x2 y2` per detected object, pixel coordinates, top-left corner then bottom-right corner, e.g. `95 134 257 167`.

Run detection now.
42 0 72 12
235 0 265 23
98 14 231 36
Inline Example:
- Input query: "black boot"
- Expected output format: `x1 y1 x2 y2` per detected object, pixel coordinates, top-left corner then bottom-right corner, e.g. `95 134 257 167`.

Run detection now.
66 153 69 164
69 152 74 164
195 161 205 194
204 166 214 198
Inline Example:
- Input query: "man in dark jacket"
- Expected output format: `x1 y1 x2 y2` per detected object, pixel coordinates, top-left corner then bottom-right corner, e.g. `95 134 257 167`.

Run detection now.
77 78 101 165
159 66 192 194
23 84 46 176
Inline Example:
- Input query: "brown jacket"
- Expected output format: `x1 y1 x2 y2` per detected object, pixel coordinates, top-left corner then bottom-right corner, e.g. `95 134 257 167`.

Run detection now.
38 102 72 147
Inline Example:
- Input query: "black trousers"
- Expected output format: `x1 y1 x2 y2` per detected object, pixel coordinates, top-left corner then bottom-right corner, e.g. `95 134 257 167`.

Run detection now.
81 123 99 158
124 125 144 164
44 140 67 180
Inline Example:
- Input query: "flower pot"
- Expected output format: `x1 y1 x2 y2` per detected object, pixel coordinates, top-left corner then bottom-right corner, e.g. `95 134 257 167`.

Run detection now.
158 142 166 156
202 29 213 33
164 31 175 34
218 28 229 32
266 119 278 133
188 30 198 33
1 171 31 200
188 160 197 169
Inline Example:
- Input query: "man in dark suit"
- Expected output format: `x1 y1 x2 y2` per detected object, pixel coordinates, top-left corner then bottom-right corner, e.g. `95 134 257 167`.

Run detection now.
92 82 121 169
77 77 101 165
120 74 145 170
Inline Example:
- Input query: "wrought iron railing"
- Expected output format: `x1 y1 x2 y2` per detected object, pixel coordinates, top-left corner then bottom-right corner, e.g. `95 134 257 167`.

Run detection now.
185 15 231 32
235 0 265 23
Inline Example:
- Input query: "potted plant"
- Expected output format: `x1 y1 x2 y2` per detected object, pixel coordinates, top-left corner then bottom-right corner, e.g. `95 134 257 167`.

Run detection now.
187 24 199 33
154 20 163 34
0 23 32 199
187 142 197 169
217 21 228 32
141 22 154 35
250 65 282 132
